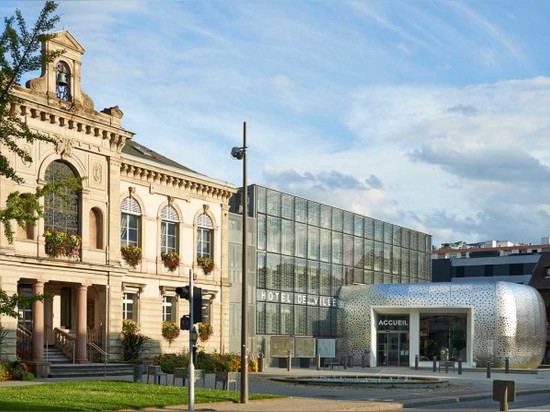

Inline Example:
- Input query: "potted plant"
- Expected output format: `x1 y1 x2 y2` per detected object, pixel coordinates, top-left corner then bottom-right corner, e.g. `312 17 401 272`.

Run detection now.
161 251 180 272
198 322 213 341
44 230 81 259
120 320 152 382
161 321 180 346
197 257 215 275
121 245 142 269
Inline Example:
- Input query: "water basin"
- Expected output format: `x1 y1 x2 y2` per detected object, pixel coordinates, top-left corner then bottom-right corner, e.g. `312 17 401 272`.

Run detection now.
273 374 448 388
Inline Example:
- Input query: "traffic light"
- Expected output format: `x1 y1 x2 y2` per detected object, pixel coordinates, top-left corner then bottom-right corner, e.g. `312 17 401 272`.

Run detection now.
176 285 203 324
180 315 190 331
175 286 190 300
193 287 203 323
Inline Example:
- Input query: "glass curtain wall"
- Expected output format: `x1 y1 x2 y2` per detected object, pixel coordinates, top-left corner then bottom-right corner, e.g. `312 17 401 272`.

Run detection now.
254 185 432 338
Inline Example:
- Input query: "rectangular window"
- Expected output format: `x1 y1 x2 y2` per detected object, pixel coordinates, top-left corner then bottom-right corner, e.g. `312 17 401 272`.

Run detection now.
308 201 320 227
281 219 295 256
123 292 136 321
121 213 140 247
161 221 177 253
162 295 175 322
266 189 281 216
281 193 294 220
196 227 212 257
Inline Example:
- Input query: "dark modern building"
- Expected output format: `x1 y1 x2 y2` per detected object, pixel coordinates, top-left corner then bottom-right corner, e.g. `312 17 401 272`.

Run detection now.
432 241 550 285
228 184 432 366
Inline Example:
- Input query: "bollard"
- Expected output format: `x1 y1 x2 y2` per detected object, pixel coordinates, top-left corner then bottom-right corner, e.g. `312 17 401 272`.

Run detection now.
316 352 321 371
493 380 515 412
487 362 491 379
414 355 418 370
432 356 437 372
347 354 353 368
287 351 292 372
258 353 265 372
362 353 366 368
343 355 347 370
458 358 462 375
505 357 509 374
445 361 449 373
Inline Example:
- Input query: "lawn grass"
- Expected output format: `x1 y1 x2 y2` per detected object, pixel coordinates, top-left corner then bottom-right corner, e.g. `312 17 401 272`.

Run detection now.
0 380 282 411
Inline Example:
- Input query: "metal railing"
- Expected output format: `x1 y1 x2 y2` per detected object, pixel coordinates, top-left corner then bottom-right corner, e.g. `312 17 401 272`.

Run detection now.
16 324 32 361
53 328 76 363
87 342 108 377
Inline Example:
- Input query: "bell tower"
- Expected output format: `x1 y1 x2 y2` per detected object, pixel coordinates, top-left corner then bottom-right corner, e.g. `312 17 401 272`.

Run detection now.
26 30 94 112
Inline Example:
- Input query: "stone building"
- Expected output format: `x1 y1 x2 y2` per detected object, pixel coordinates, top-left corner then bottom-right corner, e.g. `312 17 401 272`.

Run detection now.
0 31 235 371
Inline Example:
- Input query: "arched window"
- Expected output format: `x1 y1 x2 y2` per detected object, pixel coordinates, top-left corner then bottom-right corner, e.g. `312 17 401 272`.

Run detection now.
55 61 71 101
44 161 79 235
160 205 179 253
121 197 141 247
89 208 104 249
197 213 213 258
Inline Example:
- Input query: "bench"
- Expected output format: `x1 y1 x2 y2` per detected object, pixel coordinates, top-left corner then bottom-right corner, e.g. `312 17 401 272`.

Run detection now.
215 371 238 390
438 360 456 373
324 359 341 370
172 368 205 387
146 365 168 384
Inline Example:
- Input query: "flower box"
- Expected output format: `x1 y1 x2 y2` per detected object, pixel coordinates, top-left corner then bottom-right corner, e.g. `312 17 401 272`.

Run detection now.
44 230 81 259
161 252 180 272
121 245 142 268
197 257 214 275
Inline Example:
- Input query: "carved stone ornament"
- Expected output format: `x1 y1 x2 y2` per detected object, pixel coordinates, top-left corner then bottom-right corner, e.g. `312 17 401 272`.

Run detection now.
27 77 47 93
129 186 136 196
203 204 209 213
92 162 102 184
101 105 124 119
167 196 174 206
55 136 74 158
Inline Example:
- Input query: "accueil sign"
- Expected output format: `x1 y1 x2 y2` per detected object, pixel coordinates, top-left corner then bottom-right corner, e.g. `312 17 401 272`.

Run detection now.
377 316 409 331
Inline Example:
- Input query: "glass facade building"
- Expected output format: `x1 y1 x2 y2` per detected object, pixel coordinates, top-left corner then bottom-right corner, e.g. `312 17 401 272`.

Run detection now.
228 185 432 359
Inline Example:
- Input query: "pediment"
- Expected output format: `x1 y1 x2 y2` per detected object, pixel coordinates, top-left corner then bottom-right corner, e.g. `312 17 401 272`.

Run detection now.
49 30 85 54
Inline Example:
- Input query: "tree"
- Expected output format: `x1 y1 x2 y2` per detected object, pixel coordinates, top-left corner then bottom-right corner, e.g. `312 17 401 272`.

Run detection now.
0 1 82 243
0 2 74 317
0 289 44 319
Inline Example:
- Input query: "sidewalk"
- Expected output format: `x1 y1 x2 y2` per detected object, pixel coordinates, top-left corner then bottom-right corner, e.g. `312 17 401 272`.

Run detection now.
6 365 550 411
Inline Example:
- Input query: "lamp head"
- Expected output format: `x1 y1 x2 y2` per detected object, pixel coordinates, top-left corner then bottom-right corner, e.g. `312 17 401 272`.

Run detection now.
231 146 245 160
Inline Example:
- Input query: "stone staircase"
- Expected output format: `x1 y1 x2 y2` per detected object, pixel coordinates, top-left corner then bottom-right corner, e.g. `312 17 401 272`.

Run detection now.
44 345 71 364
49 362 134 378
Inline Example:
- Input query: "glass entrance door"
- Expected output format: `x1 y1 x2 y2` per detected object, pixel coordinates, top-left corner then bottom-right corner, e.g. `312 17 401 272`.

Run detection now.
377 332 409 366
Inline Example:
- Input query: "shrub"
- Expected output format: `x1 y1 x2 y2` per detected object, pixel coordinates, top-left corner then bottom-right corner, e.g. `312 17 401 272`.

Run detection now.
0 363 11 381
119 321 151 361
5 361 34 380
158 352 188 373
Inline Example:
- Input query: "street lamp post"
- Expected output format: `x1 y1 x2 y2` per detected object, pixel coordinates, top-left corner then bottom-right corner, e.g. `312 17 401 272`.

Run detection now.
231 121 248 404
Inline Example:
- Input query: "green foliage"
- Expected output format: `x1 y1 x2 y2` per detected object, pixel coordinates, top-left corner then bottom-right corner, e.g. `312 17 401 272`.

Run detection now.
4 361 34 381
119 320 151 361
0 289 44 318
157 350 257 374
157 352 188 374
0 1 61 183
0 2 86 244
0 362 11 381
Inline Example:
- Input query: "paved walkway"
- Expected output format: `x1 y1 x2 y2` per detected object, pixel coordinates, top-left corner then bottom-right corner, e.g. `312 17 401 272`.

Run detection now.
3 365 550 411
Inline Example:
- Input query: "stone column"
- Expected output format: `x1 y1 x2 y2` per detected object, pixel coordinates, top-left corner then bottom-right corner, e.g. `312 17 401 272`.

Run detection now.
75 284 88 363
32 281 45 362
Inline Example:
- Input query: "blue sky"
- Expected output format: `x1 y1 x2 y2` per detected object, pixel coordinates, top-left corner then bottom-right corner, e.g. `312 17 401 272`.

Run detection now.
5 1 550 248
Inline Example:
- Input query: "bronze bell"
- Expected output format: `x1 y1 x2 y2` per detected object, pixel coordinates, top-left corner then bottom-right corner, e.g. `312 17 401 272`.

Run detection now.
57 71 68 86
